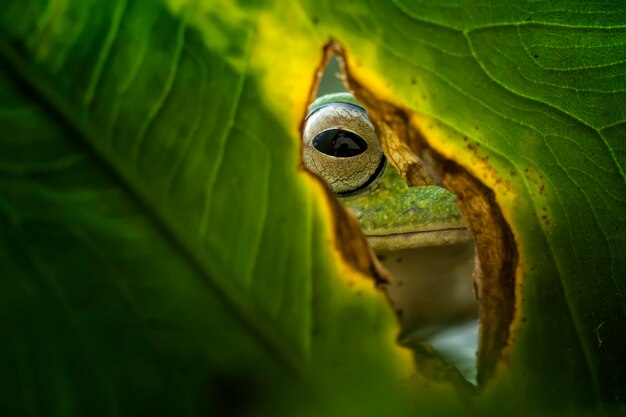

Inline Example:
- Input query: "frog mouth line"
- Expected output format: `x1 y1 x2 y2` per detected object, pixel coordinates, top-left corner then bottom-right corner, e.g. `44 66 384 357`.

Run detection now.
365 227 472 251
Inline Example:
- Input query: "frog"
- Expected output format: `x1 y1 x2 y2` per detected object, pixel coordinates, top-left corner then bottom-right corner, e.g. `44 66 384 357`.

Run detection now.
302 92 478 381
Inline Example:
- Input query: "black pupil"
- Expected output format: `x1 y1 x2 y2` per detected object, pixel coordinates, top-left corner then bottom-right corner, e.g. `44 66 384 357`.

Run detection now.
312 129 367 157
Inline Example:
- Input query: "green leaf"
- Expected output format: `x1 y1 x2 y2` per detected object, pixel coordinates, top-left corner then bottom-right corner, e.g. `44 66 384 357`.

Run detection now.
1 0 625 415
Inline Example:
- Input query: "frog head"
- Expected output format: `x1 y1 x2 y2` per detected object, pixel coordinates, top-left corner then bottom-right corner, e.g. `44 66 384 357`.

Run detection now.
302 92 470 251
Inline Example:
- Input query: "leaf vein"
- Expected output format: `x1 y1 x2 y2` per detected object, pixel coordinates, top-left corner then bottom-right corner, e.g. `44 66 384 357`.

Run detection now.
129 5 190 169
83 0 128 109
198 26 253 238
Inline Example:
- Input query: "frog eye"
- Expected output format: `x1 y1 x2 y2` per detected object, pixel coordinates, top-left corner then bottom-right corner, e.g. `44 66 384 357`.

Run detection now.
302 100 386 195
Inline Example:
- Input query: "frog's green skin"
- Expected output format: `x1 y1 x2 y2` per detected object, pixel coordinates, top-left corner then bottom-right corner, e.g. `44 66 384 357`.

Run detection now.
309 93 471 251
309 92 364 112
342 165 471 251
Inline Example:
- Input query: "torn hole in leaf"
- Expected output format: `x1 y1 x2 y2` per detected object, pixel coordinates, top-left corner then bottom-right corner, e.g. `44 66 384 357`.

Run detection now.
303 42 518 390
305 48 479 385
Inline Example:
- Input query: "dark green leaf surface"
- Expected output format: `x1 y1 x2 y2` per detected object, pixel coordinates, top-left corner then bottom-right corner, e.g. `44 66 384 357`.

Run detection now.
1 0 625 415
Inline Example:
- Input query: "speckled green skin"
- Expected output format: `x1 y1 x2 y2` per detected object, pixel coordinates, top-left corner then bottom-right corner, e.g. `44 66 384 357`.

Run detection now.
341 165 465 236
308 93 464 237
